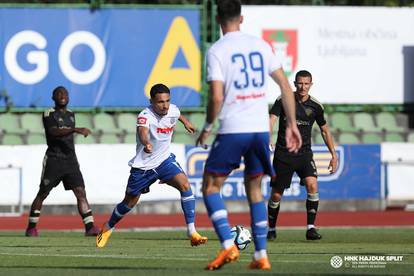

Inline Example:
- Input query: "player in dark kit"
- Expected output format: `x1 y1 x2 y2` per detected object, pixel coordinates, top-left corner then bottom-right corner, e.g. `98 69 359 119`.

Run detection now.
267 70 338 241
25 86 100 237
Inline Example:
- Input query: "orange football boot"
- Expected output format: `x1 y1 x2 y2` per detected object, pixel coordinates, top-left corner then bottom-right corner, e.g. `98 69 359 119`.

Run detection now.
96 223 113 248
205 245 239 270
190 232 208 246
249 257 271 270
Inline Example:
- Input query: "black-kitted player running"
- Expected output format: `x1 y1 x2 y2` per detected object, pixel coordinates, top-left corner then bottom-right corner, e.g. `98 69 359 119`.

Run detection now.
267 70 338 241
25 86 99 237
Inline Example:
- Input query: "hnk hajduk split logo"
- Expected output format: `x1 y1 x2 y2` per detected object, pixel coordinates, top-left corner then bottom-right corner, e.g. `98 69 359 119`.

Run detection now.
330 255 404 269
262 30 297 77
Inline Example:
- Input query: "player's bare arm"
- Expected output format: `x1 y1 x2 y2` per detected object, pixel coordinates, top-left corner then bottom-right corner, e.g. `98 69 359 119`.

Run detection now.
137 126 152 153
196 81 224 148
269 114 278 150
48 127 91 137
178 115 195 134
319 123 338 174
270 68 302 153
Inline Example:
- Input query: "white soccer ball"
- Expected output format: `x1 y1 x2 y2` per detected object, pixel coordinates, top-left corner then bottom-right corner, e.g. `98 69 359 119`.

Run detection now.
230 225 252 250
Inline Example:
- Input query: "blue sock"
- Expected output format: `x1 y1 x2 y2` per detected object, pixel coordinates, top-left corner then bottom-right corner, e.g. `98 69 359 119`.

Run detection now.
181 189 195 224
108 202 132 228
250 201 268 251
204 193 232 243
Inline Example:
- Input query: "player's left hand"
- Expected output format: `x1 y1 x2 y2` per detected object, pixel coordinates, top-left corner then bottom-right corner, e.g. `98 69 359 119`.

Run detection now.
328 156 338 174
144 143 153 153
196 130 210 149
185 122 195 134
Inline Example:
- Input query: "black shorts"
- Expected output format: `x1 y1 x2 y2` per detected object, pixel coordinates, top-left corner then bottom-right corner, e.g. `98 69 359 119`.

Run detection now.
39 155 85 193
271 151 317 190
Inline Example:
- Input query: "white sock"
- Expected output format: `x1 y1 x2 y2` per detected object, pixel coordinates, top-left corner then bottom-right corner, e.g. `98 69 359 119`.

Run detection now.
254 250 268 260
222 239 234 249
187 222 196 236
269 227 276 231
307 224 315 230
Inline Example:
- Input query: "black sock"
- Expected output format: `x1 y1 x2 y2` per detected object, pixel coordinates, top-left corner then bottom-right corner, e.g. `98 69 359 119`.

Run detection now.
268 199 281 229
27 210 41 229
306 197 319 226
81 209 94 231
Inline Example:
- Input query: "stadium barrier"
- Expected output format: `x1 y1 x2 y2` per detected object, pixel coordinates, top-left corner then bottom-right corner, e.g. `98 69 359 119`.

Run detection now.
185 145 381 201
381 143 414 204
0 144 185 205
2 143 412 209
0 165 23 216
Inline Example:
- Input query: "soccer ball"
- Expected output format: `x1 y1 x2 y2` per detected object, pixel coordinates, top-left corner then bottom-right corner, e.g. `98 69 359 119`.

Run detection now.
230 225 252 250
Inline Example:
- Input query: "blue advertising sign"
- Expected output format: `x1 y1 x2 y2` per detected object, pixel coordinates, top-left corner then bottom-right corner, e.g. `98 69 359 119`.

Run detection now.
0 8 201 108
186 144 381 200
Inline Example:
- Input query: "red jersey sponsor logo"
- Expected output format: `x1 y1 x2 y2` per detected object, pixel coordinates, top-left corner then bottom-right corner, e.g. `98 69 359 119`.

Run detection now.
236 92 265 100
157 126 174 134
137 117 147 125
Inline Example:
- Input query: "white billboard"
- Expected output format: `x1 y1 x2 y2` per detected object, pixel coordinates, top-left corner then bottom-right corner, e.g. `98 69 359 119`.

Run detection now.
241 6 414 104
381 143 414 201
0 144 186 205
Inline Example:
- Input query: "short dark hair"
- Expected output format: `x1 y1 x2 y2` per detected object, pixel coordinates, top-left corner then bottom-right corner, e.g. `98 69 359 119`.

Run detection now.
150 83 170 99
295 70 312 82
217 0 241 23
52 86 68 97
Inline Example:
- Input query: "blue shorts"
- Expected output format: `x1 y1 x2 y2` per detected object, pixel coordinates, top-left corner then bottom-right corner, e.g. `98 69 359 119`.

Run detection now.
204 132 275 177
126 154 184 196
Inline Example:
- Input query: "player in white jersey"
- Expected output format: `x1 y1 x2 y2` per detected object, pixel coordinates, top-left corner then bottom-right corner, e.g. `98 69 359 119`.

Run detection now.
97 83 208 248
128 102 180 170
196 0 302 271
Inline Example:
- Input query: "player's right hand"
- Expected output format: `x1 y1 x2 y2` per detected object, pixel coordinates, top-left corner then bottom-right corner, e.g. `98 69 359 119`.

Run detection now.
328 156 338 174
144 143 153 153
285 125 302 153
78 128 91 137
196 130 210 149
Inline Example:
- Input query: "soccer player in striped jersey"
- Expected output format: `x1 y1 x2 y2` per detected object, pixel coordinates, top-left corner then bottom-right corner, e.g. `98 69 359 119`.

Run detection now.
196 0 302 270
96 83 207 248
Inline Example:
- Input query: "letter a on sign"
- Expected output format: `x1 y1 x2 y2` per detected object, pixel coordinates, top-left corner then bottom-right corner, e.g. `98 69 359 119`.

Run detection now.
145 16 201 97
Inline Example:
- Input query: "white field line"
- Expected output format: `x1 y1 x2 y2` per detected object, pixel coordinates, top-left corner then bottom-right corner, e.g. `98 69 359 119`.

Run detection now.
0 252 339 265
0 252 207 261
0 252 413 263
121 225 414 231
21 225 414 233
2 226 414 234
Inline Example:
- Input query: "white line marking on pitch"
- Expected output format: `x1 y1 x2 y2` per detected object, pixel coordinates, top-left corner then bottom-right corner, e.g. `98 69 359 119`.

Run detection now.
0 252 207 261
1 252 412 265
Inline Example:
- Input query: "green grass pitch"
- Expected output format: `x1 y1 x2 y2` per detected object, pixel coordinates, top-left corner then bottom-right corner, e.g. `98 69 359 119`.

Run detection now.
0 228 413 275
